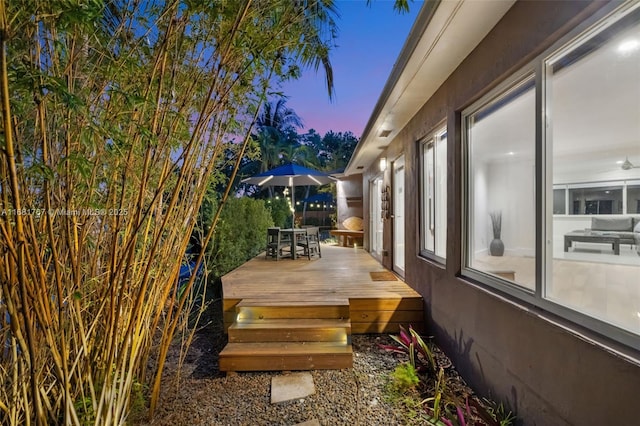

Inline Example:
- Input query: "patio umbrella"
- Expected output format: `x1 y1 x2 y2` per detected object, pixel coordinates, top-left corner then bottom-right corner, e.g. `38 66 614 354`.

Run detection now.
242 163 335 226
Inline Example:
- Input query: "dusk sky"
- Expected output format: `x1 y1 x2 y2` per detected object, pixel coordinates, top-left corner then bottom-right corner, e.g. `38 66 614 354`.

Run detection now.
278 0 422 138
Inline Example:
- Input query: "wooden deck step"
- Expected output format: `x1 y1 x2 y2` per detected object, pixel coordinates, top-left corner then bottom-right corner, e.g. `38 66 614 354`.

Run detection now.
219 342 353 371
235 299 350 321
228 318 351 343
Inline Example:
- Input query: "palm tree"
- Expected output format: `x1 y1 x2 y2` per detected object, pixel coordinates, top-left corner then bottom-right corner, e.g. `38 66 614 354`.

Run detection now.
240 98 304 197
291 0 339 101
257 97 304 131
256 127 285 173
256 97 303 170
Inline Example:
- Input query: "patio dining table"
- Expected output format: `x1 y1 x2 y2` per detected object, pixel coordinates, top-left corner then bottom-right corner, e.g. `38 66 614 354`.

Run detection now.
280 228 307 259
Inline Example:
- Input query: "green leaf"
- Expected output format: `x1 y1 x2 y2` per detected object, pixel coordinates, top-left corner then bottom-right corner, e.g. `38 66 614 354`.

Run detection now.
61 153 93 179
26 162 55 181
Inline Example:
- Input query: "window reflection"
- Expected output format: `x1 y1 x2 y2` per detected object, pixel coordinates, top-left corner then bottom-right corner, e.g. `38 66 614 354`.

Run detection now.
568 187 623 214
465 76 536 290
547 4 640 336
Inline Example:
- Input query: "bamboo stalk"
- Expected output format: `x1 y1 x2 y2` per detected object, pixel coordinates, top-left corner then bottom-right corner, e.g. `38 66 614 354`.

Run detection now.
0 1 46 422
1 1 338 423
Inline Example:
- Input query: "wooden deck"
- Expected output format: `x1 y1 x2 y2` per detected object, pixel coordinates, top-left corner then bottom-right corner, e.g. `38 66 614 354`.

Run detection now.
219 244 423 372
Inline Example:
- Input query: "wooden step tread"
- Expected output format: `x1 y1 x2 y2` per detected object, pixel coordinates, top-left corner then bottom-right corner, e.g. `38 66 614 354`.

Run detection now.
228 318 351 343
230 318 351 329
219 342 354 371
237 299 350 307
236 299 350 320
220 342 352 356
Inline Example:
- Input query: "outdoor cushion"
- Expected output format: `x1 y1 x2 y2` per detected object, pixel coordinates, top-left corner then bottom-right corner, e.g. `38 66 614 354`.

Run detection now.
343 216 363 231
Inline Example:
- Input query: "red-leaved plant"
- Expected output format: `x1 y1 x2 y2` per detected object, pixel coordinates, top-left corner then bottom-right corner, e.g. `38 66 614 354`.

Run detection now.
379 325 437 374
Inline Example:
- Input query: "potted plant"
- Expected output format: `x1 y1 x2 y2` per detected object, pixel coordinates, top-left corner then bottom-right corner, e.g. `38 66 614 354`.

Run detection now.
489 210 504 256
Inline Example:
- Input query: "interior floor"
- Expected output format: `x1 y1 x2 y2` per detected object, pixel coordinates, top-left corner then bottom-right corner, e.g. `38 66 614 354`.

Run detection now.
473 244 640 335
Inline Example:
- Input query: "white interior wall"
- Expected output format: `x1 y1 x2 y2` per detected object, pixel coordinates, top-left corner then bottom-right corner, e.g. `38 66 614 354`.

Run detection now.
471 82 535 257
487 158 536 256
550 19 640 180
473 163 489 255
554 168 640 185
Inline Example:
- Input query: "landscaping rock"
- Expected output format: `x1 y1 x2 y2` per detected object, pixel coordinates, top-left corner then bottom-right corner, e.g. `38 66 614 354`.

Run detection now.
271 372 316 404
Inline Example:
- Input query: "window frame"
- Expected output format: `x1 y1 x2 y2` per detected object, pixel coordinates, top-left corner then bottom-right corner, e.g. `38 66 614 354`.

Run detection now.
627 180 640 214
461 69 537 296
419 126 447 263
461 0 640 354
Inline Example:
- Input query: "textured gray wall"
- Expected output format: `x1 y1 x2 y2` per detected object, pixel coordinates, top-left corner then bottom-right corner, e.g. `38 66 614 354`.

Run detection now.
361 1 640 424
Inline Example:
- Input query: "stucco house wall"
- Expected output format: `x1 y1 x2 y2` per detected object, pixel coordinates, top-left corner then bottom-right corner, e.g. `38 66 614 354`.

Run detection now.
335 174 363 229
361 1 640 424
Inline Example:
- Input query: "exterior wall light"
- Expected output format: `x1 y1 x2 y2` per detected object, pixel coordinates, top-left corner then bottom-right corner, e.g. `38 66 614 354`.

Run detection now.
379 157 387 172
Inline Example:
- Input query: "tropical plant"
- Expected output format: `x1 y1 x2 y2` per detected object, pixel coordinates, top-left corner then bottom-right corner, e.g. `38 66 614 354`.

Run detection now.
367 0 412 14
240 97 309 198
314 130 359 171
257 97 304 133
438 398 473 426
422 367 448 423
383 326 515 426
423 372 508 426
480 399 517 426
379 325 437 375
254 100 303 172
0 0 338 424
422 368 518 426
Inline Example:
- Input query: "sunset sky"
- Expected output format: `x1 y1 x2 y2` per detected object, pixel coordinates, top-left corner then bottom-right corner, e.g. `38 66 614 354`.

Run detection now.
278 0 422 138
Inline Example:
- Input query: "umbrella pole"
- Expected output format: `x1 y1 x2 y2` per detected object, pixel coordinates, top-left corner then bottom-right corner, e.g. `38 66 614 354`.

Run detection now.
291 185 295 228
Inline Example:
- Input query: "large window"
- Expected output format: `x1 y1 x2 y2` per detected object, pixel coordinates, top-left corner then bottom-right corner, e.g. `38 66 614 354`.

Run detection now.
554 181 640 214
568 184 623 214
464 76 536 290
546 2 640 338
463 2 640 349
553 187 567 214
420 129 447 260
628 182 640 214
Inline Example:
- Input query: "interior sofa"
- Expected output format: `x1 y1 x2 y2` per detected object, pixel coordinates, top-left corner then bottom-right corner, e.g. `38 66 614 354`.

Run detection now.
590 217 640 254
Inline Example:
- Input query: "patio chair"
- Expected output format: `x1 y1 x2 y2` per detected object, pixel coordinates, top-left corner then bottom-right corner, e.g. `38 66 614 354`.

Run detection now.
297 226 322 259
266 227 289 260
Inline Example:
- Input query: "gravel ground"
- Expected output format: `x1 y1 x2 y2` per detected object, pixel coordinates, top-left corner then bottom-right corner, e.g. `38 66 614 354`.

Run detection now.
139 295 498 426
139 294 413 426
142 332 407 426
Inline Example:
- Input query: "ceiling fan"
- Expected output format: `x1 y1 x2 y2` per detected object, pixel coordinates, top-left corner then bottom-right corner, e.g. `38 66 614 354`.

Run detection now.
621 157 639 170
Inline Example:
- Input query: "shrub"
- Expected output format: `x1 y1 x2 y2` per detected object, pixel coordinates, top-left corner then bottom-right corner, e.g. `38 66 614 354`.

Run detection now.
266 197 291 228
209 197 274 277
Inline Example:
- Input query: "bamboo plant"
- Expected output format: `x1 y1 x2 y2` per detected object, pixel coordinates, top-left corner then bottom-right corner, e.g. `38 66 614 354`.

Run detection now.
0 0 337 424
